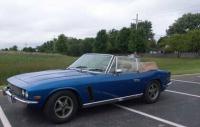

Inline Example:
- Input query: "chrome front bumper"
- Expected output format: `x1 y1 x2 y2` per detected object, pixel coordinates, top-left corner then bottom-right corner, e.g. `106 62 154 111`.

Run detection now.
2 87 38 104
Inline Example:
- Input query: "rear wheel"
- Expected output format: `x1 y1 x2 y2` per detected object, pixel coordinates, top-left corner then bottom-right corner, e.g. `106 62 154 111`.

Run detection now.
144 80 161 103
44 91 78 123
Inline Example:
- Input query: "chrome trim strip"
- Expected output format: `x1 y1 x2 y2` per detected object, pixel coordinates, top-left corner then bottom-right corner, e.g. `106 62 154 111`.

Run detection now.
68 67 103 74
166 81 172 86
83 93 143 107
3 88 38 104
82 70 103 74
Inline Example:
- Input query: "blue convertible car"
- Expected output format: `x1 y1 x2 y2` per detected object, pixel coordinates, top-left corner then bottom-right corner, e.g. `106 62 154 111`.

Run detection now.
3 53 171 123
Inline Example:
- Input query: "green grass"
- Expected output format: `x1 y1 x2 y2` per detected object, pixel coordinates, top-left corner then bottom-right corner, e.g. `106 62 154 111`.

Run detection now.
1 52 200 86
0 85 5 89
143 57 200 75
0 52 77 86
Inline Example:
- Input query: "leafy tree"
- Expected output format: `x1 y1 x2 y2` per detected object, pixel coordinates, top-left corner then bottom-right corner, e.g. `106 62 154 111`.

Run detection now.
129 21 154 53
67 39 81 56
1 48 8 51
170 34 190 57
131 20 154 40
23 47 36 52
9 45 18 51
167 13 200 35
37 40 55 53
146 40 157 51
159 34 190 57
116 27 131 53
94 30 108 53
36 20 155 55
157 36 172 53
106 29 119 53
128 29 147 53
80 38 94 54
187 30 200 55
55 34 68 54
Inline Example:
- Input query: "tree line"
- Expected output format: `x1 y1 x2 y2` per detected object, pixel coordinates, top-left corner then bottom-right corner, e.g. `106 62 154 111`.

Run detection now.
158 13 200 57
1 45 36 52
36 21 155 56
1 13 200 57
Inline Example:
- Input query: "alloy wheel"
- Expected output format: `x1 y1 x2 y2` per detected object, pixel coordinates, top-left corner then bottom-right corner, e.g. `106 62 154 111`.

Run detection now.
54 96 74 119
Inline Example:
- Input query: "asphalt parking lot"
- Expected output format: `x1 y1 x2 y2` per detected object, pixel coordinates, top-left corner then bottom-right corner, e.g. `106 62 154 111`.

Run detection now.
0 74 200 127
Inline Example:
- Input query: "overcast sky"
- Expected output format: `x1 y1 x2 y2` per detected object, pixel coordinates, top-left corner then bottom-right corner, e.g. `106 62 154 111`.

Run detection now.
0 0 200 49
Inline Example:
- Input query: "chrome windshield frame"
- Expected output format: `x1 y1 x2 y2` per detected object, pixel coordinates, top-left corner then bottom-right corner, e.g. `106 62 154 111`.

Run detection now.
105 55 114 73
106 56 116 74
68 53 114 74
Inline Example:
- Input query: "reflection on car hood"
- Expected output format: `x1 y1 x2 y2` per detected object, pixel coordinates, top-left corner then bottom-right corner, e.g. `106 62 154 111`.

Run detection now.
8 69 95 88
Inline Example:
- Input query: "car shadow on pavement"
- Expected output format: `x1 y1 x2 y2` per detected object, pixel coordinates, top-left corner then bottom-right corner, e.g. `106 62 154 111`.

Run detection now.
19 99 144 126
1 93 168 127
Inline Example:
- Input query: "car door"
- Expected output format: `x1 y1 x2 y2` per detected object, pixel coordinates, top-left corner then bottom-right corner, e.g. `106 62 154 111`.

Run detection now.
90 56 143 102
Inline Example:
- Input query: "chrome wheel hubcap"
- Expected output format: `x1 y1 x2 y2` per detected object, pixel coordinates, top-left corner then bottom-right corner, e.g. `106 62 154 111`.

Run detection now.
54 96 73 119
148 83 159 100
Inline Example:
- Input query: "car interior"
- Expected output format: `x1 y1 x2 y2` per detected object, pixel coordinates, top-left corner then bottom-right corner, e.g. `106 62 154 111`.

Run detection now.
117 57 158 73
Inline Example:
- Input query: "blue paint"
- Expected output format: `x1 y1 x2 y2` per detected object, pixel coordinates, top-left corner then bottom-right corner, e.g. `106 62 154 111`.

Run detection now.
7 68 170 108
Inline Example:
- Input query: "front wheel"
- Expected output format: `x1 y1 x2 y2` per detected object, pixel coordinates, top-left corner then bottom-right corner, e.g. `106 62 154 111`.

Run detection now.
44 91 78 123
143 80 161 104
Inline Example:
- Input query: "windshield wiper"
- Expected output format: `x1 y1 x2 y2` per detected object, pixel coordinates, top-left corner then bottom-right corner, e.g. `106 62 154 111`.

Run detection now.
75 66 88 69
88 68 104 72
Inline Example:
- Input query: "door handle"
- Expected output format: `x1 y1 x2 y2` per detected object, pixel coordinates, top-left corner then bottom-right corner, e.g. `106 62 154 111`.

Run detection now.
133 79 140 82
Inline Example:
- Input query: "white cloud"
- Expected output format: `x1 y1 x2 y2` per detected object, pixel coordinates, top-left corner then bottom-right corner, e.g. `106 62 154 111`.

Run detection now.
0 0 199 49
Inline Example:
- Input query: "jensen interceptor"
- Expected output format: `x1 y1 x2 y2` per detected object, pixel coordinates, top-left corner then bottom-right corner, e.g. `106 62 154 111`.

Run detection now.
3 53 171 123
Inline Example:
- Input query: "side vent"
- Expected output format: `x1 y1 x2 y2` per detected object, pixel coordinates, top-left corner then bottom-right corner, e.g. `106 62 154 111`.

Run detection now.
87 86 94 101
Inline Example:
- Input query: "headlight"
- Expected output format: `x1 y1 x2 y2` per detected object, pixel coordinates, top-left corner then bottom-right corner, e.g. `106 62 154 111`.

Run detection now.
25 91 29 98
21 89 28 98
22 90 25 97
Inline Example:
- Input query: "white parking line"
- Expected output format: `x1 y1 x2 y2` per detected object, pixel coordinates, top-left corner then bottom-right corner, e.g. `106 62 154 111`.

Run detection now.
173 73 200 77
0 106 12 127
166 90 200 98
115 104 186 127
172 79 200 85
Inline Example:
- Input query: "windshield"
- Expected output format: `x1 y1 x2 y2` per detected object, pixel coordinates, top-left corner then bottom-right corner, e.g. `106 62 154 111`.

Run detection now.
69 54 113 73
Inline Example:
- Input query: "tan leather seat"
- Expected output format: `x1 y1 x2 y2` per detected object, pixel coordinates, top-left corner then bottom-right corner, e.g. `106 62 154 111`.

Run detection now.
139 62 158 72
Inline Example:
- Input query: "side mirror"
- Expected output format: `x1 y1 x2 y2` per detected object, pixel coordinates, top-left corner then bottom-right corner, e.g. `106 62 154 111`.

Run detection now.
115 69 122 74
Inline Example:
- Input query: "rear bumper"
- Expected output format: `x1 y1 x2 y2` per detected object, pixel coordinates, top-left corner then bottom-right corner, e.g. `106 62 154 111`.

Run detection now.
166 81 172 86
3 87 38 104
161 81 172 91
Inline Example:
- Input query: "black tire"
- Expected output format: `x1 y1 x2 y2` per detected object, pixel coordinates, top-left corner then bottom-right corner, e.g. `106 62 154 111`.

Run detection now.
143 80 161 104
44 90 79 123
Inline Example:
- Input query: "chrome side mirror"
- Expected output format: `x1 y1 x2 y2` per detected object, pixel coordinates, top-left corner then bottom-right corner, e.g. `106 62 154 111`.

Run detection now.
115 69 122 74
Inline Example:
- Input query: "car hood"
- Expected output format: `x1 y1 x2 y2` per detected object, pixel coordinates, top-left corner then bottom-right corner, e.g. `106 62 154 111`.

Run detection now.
7 69 95 88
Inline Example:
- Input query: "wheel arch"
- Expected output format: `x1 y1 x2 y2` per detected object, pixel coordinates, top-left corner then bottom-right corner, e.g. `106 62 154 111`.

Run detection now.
143 78 162 103
43 87 83 109
153 79 161 84
150 78 162 89
144 78 161 92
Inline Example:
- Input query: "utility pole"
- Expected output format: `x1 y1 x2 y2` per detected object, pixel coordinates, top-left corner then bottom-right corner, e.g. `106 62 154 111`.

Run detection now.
132 13 142 30
136 13 138 30
24 42 28 48
132 13 142 56
53 35 56 53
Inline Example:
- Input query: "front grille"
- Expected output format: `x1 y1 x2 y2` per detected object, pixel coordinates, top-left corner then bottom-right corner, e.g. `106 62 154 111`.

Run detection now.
9 84 22 97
